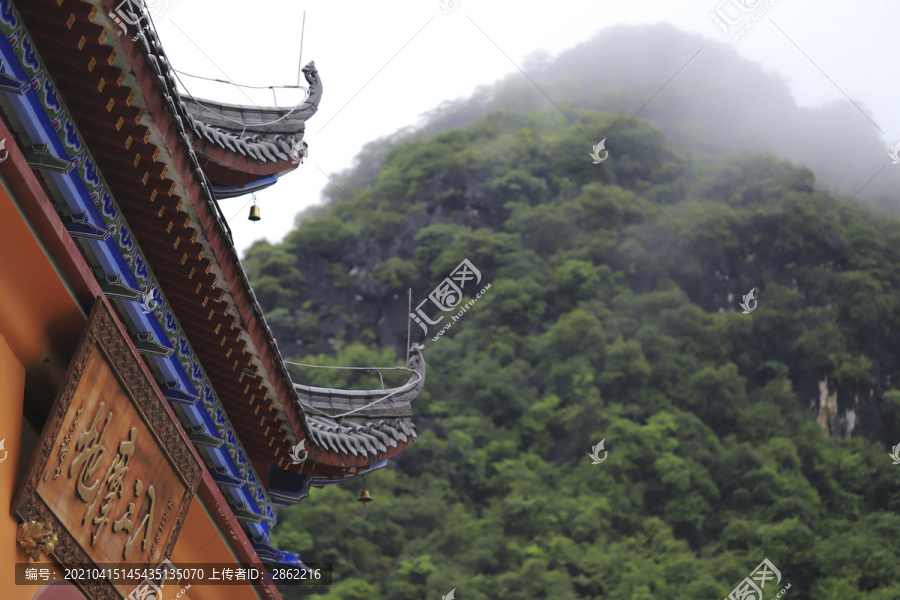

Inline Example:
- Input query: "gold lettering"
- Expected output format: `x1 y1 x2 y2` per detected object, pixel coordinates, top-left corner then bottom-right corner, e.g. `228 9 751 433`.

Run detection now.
48 407 85 481
112 502 134 534
122 483 155 560
70 424 138 547
87 427 137 544
68 402 112 505
112 480 142 538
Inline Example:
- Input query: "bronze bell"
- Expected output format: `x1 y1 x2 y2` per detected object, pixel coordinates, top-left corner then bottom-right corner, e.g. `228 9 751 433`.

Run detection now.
357 488 372 503
248 204 261 221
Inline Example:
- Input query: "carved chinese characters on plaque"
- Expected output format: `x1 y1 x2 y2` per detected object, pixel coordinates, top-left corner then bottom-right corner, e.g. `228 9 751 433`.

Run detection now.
15 298 202 600
37 351 183 563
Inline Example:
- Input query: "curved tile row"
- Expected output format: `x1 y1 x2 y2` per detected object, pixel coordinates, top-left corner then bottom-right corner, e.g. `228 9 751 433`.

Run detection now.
134 18 319 165
306 416 418 458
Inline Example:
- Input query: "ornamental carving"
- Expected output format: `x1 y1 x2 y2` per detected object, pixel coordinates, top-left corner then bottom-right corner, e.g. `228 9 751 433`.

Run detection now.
17 520 57 561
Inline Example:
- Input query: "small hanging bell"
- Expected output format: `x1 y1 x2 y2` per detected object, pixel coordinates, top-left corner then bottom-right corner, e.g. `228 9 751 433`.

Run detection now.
248 204 261 221
358 475 372 520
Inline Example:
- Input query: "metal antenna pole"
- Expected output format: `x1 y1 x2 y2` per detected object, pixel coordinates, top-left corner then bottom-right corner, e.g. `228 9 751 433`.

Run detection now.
296 11 307 86
406 288 412 364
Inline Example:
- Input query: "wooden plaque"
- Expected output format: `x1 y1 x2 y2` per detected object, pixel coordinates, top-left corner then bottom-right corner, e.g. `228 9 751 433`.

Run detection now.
14 298 203 599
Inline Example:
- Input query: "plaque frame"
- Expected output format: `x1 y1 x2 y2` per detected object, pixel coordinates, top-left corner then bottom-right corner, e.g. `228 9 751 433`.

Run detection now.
13 297 203 600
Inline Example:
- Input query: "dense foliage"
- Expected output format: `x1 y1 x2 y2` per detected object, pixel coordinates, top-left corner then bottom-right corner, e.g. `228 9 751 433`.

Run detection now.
246 104 900 599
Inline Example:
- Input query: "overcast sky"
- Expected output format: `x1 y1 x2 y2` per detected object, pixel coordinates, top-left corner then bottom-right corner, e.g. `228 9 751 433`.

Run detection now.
148 0 900 257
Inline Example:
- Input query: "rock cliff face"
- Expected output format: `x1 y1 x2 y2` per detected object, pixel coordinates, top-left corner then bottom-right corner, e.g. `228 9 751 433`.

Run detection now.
273 194 498 360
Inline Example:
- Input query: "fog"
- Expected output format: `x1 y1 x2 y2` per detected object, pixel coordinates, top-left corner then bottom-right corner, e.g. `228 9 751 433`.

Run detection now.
151 0 900 253
402 23 897 213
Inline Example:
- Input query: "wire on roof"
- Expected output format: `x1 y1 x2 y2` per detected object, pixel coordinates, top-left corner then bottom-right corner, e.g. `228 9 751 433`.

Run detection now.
173 70 312 128
283 362 416 372
297 370 424 419
172 69 310 92
149 2 311 127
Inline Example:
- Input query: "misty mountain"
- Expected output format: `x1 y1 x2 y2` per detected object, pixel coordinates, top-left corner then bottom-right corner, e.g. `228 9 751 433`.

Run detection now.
249 24 900 599
324 23 896 214
254 103 900 600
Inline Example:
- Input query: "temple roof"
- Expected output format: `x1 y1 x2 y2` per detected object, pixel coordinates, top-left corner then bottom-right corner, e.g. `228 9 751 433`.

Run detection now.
180 60 321 152
9 0 425 520
0 2 413 586
131 16 320 190
297 344 425 458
